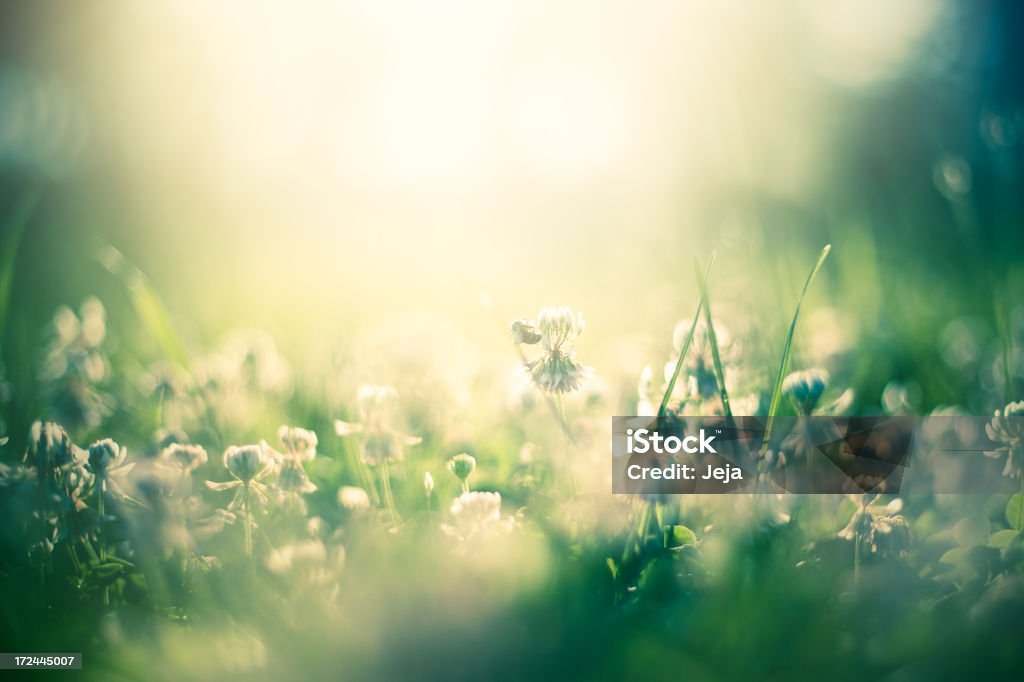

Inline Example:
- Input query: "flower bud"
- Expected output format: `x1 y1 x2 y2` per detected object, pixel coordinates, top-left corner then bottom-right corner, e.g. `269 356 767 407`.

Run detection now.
447 453 476 482
424 471 435 496
338 485 370 513
510 319 542 345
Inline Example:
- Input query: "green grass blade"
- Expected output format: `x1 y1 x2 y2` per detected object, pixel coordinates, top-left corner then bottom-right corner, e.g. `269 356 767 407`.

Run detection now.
763 244 831 443
96 245 190 367
658 253 716 418
0 186 43 335
694 255 732 419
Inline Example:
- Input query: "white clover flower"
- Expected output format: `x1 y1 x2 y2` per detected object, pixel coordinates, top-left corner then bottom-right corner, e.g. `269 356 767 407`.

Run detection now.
159 443 208 476
443 491 516 542
26 421 84 473
38 299 111 431
782 368 829 415
449 491 502 525
424 472 434 497
515 307 592 395
276 457 317 495
87 438 134 494
334 385 421 466
224 445 272 483
265 539 344 588
838 497 909 556
337 485 370 513
206 444 274 511
536 307 584 351
985 400 1024 478
266 538 327 574
278 425 318 461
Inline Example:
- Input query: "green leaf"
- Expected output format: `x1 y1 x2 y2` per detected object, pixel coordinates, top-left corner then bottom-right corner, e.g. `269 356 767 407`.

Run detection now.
953 514 990 548
1006 492 1024 531
659 254 715 418
988 529 1021 549
694 255 731 419
939 547 966 565
605 557 618 581
90 563 125 579
665 525 697 548
763 244 831 444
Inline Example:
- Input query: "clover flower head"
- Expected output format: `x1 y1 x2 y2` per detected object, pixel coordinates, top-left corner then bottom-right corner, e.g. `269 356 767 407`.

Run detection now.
672 318 735 366
448 453 476 482
223 444 273 484
424 471 434 496
337 486 370 513
449 491 501 525
87 438 134 484
357 385 399 424
27 421 82 472
266 538 327 575
39 299 111 431
207 445 274 513
277 457 317 495
985 400 1024 478
529 352 592 394
536 307 585 352
869 514 912 558
513 307 592 395
783 368 829 414
335 385 421 466
160 442 209 476
278 425 318 461
838 497 909 559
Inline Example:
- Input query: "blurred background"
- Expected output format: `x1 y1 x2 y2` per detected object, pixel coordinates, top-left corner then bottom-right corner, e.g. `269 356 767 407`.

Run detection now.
0 0 1022 423
3 4 1024 680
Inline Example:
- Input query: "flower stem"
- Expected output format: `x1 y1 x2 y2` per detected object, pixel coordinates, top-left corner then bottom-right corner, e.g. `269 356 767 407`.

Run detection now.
380 460 400 525
242 485 253 558
555 394 578 496
853 531 862 588
97 482 107 561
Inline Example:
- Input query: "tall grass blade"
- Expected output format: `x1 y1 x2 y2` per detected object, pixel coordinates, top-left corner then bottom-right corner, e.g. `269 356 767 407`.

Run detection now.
763 244 831 443
659 253 716 418
96 244 190 367
694 255 732 419
0 186 43 335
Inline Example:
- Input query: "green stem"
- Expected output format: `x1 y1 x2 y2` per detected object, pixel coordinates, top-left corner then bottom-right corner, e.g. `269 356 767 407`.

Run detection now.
853 531 862 588
66 544 83 575
242 485 253 558
381 460 400 524
555 394 578 496
97 482 107 561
